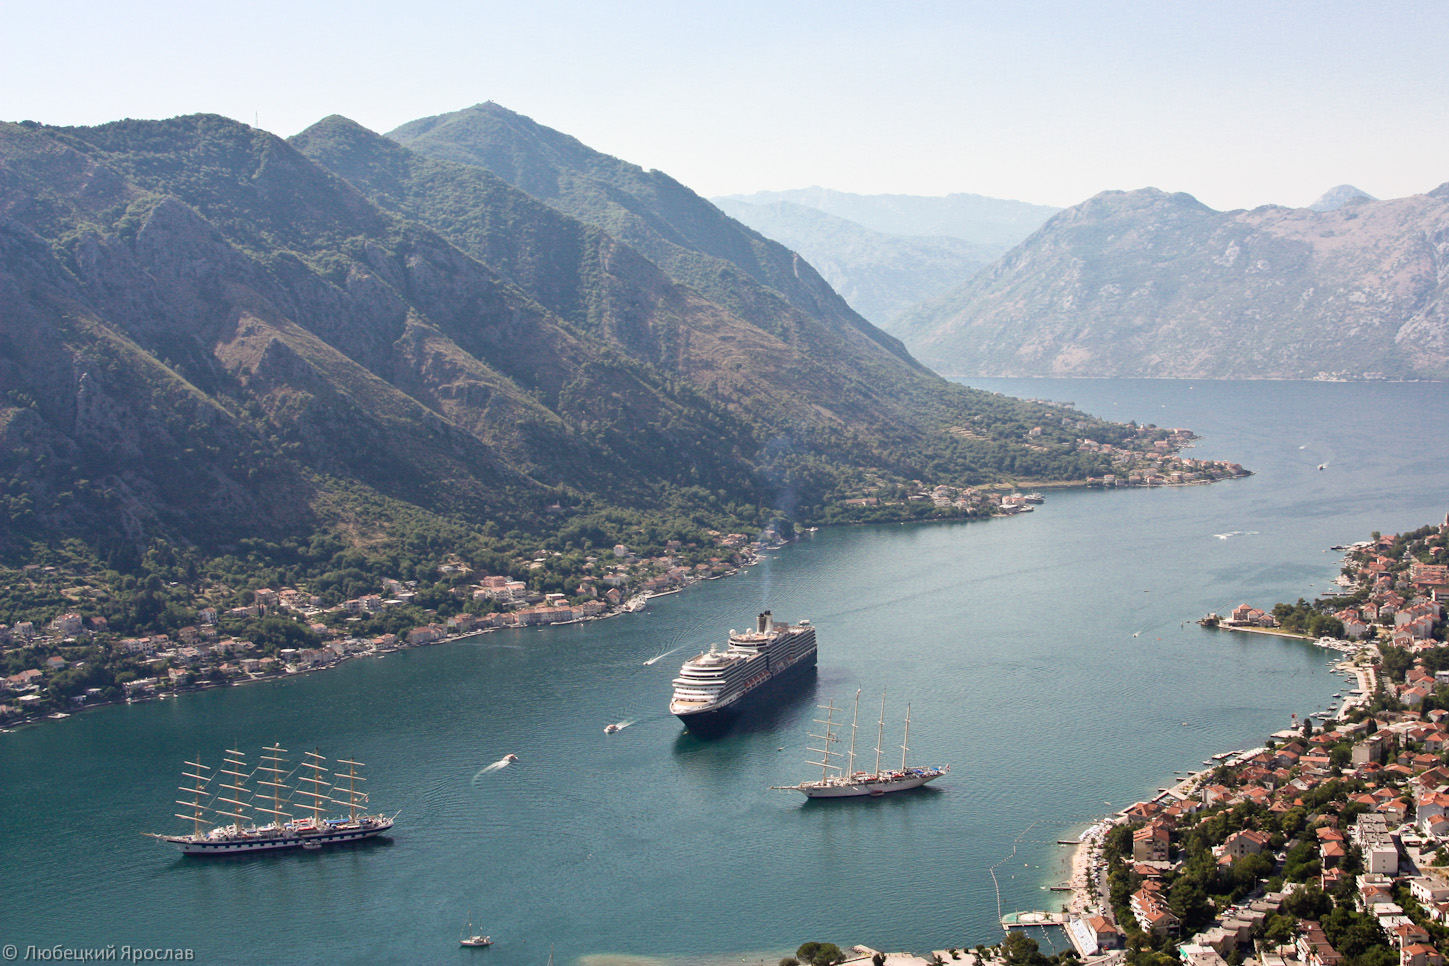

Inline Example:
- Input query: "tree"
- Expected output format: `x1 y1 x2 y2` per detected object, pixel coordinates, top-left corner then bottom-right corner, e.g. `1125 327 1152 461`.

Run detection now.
810 945 844 966
1001 930 1048 966
1283 882 1332 920
795 943 844 966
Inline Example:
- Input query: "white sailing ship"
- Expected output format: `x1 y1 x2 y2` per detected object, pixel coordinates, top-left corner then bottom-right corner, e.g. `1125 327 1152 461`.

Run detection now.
774 690 948 798
145 743 395 855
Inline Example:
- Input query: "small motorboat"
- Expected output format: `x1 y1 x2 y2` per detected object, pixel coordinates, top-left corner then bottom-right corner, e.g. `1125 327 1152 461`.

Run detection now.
503 753 519 763
604 723 620 734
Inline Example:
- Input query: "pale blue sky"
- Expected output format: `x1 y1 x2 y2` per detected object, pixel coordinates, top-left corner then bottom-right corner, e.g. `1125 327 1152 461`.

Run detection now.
5 1 1447 211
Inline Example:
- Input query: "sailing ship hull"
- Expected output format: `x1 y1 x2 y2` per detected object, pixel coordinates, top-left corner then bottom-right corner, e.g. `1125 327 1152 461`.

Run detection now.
796 769 946 799
673 651 817 737
163 819 393 855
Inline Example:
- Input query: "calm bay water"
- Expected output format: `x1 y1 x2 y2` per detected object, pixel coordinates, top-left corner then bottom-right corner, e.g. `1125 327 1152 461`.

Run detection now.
2 379 1447 965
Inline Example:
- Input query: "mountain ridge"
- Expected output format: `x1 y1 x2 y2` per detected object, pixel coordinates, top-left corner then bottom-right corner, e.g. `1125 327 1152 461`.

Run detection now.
897 185 1449 380
0 109 1141 581
386 102 916 366
717 186 1061 248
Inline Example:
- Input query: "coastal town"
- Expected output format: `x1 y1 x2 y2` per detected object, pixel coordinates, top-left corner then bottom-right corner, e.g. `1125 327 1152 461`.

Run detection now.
0 529 779 726
791 517 1449 966
1036 518 1448 966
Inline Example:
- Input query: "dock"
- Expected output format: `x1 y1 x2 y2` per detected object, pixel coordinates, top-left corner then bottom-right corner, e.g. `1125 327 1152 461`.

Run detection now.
1001 911 1072 929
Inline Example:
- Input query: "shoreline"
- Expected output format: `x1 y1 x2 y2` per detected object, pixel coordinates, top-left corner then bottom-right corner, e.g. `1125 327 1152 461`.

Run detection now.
4 447 1247 735
0 569 740 734
0 495 1080 734
1056 647 1362 924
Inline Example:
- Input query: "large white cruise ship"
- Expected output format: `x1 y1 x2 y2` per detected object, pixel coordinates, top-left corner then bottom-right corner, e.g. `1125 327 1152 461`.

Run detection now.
669 611 817 736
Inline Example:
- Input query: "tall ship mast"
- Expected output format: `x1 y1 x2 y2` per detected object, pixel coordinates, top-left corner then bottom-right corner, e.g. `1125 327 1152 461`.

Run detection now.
806 700 842 782
145 743 396 856
774 690 949 798
669 611 817 737
213 746 253 830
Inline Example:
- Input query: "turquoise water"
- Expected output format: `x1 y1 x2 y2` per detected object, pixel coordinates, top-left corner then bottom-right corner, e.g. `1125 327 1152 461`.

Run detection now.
1 379 1446 965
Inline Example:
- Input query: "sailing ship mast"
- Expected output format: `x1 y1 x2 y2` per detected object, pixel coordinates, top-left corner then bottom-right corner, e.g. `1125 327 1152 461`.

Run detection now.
901 703 912 771
333 758 368 822
846 688 860 776
295 750 333 826
873 690 887 777
175 755 211 837
806 701 841 782
254 743 293 827
213 746 252 828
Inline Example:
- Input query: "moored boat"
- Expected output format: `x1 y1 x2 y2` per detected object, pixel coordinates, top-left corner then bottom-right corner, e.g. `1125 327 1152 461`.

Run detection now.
460 913 492 948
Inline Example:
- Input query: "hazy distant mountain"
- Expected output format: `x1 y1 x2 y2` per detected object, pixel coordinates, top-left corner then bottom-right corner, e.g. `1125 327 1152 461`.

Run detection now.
1309 184 1376 212
711 197 1000 327
897 186 1449 380
717 187 1061 249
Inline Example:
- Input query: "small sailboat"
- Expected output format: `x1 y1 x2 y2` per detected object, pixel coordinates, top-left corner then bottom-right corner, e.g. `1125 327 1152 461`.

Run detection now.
459 912 492 948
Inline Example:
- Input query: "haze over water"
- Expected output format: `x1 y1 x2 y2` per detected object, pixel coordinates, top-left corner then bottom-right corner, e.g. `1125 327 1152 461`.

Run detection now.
1 379 1446 965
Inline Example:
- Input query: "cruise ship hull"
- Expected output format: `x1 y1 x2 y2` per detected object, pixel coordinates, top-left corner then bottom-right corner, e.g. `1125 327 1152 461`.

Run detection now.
673 650 817 737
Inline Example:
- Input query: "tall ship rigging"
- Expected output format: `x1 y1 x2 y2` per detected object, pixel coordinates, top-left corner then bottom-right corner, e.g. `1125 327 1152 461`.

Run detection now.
669 611 817 736
774 689 949 798
145 743 395 855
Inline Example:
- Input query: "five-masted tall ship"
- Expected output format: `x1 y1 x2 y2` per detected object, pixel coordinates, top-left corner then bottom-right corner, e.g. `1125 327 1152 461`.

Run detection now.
146 743 395 855
774 690 949 798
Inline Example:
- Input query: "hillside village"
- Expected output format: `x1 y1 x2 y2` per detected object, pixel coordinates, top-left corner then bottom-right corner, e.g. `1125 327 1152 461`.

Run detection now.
0 431 1246 732
0 532 771 725
1050 518 1449 966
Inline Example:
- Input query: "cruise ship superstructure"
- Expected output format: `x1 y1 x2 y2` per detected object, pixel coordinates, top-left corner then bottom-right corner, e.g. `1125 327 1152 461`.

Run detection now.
669 611 817 735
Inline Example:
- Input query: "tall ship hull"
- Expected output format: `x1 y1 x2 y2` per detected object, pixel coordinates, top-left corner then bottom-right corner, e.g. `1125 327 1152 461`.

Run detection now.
670 611 817 736
792 766 947 799
160 817 394 855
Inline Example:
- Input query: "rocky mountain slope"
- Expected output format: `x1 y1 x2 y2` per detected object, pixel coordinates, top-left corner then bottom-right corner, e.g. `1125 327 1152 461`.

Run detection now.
388 103 908 365
897 186 1449 380
0 111 1132 571
710 197 999 328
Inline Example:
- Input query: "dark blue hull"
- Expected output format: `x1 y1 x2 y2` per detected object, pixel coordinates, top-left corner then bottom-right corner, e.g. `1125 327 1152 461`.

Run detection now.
674 651 817 738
